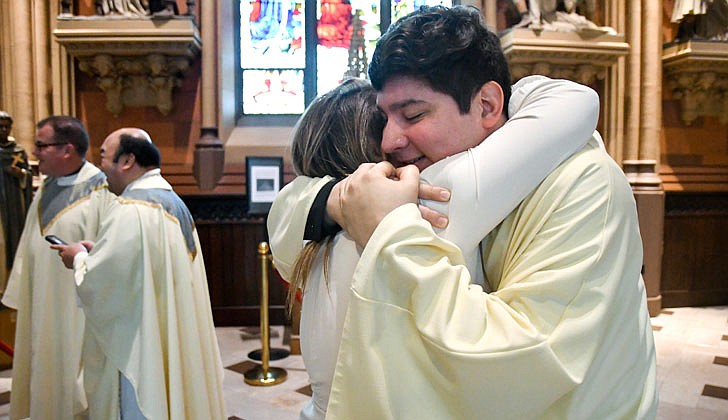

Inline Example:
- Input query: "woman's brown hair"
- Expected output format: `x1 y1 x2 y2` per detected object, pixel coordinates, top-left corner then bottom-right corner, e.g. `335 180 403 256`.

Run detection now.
286 78 384 314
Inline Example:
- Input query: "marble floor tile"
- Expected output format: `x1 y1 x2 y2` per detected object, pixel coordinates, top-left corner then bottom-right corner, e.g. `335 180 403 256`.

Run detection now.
0 307 726 419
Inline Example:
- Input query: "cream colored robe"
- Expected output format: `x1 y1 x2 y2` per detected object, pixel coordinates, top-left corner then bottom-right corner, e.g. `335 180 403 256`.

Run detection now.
72 170 226 420
2 162 112 420
268 76 608 419
327 136 657 419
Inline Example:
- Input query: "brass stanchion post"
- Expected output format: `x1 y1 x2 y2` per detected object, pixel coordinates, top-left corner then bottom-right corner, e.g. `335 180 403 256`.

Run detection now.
244 242 287 386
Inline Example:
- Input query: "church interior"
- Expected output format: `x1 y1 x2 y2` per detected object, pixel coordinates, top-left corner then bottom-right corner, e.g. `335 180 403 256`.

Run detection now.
0 0 726 418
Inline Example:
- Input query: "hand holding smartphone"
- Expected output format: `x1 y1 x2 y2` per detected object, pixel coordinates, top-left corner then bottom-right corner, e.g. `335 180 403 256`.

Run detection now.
45 235 68 245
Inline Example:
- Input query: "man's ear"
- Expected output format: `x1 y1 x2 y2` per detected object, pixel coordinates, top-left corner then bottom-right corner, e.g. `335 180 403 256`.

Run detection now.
477 81 505 130
61 142 75 157
121 153 136 170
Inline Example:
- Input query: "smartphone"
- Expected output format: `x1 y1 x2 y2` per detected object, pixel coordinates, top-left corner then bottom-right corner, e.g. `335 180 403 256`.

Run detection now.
45 235 68 245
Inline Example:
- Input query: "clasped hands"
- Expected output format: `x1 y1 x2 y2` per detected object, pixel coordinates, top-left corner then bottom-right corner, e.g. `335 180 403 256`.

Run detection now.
326 161 450 247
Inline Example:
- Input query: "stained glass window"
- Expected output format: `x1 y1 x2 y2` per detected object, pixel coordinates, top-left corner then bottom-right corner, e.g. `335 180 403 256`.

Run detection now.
240 0 452 115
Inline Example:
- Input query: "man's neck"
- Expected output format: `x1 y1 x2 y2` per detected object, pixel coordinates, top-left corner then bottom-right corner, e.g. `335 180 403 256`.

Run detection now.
62 160 85 177
123 167 157 191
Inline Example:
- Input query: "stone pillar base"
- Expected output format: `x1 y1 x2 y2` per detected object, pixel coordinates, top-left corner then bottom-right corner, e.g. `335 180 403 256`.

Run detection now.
624 160 664 317
647 295 663 317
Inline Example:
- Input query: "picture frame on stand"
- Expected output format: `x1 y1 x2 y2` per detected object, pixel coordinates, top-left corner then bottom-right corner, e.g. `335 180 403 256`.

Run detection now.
246 156 284 216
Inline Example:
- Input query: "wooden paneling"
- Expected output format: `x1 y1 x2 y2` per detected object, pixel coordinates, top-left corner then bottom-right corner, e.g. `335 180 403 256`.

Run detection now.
191 189 728 326
185 195 289 326
661 193 728 307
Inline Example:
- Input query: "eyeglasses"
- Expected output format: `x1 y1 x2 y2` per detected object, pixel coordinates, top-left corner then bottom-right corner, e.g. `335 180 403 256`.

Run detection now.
34 142 67 150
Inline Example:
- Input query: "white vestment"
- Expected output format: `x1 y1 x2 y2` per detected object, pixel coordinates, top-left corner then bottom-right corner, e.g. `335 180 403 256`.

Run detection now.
72 169 226 419
2 162 112 420
327 136 658 419
268 76 602 419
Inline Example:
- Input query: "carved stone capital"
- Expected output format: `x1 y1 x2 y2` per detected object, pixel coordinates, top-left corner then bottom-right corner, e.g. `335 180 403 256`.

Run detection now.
500 28 629 85
54 16 200 116
662 40 728 126
77 53 189 116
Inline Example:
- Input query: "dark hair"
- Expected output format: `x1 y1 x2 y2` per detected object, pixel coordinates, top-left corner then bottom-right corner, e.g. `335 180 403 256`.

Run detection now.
36 115 90 156
114 133 161 168
368 5 511 114
291 77 384 178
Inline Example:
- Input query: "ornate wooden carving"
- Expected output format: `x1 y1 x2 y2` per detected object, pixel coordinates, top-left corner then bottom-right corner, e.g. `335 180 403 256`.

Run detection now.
54 16 200 116
662 40 728 126
500 27 628 155
500 28 629 85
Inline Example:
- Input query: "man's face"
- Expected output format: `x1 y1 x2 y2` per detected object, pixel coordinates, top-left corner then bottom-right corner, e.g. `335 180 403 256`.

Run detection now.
99 134 124 194
0 119 11 144
377 76 488 171
34 124 68 177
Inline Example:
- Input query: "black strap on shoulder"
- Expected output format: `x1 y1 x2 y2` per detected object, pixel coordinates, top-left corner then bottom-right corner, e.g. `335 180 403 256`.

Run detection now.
304 178 342 241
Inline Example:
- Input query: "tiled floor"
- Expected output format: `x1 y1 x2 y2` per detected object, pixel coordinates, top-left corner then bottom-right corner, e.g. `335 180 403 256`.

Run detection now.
0 306 726 419
651 306 728 419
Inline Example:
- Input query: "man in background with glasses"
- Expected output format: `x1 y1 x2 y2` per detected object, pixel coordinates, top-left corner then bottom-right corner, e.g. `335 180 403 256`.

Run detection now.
2 115 114 420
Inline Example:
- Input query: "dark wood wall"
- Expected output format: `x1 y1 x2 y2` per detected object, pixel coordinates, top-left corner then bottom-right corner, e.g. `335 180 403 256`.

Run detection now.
661 193 728 308
189 190 728 327
185 196 290 327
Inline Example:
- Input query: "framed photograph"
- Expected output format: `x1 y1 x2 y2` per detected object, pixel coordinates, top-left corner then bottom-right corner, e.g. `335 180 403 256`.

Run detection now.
246 156 284 215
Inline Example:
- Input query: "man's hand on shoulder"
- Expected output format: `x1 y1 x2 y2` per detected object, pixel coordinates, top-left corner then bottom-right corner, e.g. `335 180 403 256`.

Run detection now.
336 162 419 247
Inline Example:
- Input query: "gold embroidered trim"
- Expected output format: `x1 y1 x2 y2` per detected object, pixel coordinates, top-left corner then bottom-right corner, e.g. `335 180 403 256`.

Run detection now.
116 197 198 260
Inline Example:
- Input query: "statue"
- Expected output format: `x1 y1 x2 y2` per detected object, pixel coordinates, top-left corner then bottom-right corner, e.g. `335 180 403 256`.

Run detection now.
0 111 33 288
672 0 728 41
149 0 179 18
94 0 180 18
95 0 149 17
509 0 615 35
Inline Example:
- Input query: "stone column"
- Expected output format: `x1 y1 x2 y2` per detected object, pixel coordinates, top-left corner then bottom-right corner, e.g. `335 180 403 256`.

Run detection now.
194 0 225 190
640 1 662 165
625 0 641 161
624 0 664 317
31 1 53 119
4 0 57 148
1 1 54 152
0 1 8 110
482 0 497 31
201 0 217 128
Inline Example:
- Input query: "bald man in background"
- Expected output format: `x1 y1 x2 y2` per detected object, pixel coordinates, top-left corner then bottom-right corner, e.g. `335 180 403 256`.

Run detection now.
53 128 226 419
